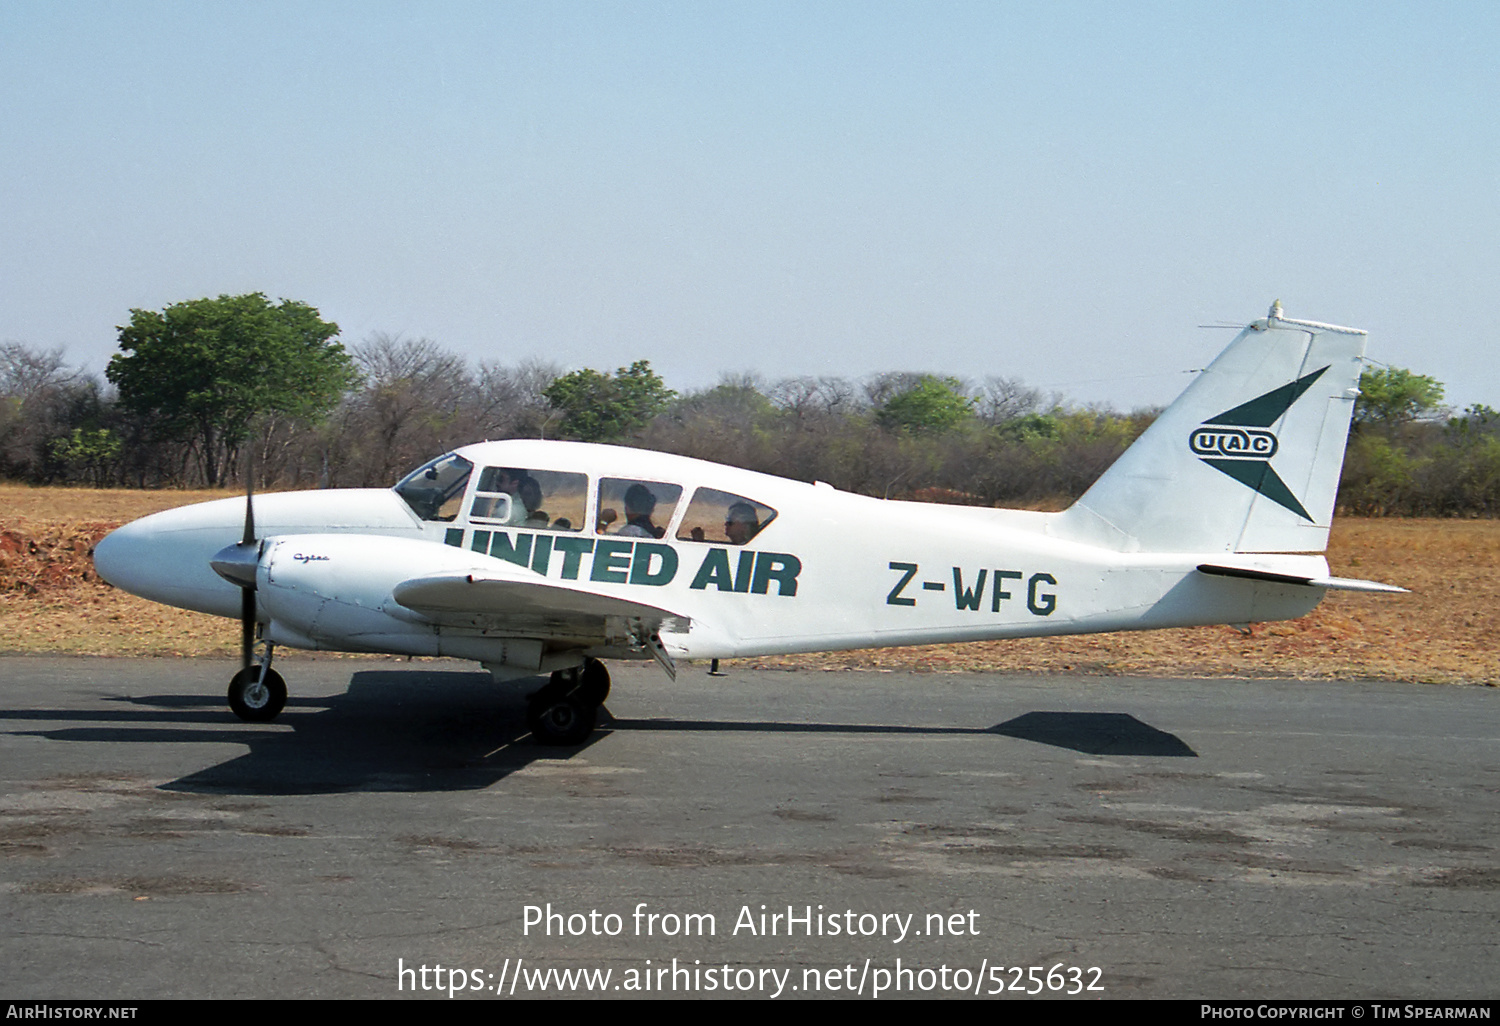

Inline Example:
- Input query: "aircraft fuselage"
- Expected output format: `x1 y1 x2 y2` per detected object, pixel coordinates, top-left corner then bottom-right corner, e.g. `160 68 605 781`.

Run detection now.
95 439 1328 671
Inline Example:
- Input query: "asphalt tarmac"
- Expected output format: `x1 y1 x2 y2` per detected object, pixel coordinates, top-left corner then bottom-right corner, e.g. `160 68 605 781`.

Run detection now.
1 656 1496 1000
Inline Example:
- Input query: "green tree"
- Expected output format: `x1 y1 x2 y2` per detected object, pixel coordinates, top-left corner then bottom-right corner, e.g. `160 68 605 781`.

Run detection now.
1339 433 1424 514
1354 367 1445 429
543 360 675 442
1445 403 1500 444
106 294 356 485
875 375 975 434
48 427 122 487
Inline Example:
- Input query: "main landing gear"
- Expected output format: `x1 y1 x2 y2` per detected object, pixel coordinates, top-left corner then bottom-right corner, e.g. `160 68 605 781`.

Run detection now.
228 643 286 723
526 658 611 746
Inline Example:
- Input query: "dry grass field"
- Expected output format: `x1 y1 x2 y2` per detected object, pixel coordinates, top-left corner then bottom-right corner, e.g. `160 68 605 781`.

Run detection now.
1 483 1496 684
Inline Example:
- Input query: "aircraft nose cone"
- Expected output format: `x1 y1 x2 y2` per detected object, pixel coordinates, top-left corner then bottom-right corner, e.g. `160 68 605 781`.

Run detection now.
92 521 149 593
91 513 242 618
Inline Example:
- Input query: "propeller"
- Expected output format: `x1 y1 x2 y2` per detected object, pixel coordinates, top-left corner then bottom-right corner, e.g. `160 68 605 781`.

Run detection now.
210 447 287 723
238 467 256 670
209 450 261 670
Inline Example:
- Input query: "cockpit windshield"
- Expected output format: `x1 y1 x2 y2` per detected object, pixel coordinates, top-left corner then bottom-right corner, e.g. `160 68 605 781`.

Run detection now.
394 453 474 521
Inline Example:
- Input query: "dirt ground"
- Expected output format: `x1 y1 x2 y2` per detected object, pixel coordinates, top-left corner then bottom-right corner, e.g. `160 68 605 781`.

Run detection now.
1 483 1496 684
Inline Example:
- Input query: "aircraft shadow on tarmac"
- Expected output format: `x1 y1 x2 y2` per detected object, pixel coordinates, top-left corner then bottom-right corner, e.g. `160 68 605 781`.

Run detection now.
10 670 1194 795
606 711 1195 758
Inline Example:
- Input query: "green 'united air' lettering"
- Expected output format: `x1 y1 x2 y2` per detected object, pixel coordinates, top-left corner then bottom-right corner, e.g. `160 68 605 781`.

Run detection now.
691 548 801 596
468 529 801 598
591 539 633 583
489 532 531 567
630 542 677 586
691 548 735 591
751 552 801 596
553 537 594 579
734 551 755 593
530 534 553 574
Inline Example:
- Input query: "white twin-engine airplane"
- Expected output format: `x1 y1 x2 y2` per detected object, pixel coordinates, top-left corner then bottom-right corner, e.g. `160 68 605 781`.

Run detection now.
94 303 1404 744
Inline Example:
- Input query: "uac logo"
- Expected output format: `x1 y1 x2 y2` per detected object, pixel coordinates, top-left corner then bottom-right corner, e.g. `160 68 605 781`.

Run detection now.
1188 427 1278 460
1189 366 1328 521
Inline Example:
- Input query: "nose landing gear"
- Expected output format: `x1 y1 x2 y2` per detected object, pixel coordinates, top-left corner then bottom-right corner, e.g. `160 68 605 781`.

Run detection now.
228 642 286 722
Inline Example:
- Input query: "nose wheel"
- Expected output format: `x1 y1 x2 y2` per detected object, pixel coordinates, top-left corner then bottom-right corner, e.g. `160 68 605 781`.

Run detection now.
526 658 610 745
228 665 287 722
228 642 286 722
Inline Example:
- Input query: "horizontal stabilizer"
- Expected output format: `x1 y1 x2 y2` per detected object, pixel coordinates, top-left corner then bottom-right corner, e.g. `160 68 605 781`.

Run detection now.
1197 564 1408 593
1307 575 1409 594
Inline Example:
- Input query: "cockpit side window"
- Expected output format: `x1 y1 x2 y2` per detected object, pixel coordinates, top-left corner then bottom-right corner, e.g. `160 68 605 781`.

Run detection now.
394 453 474 522
595 478 683 539
471 467 587 532
676 488 777 545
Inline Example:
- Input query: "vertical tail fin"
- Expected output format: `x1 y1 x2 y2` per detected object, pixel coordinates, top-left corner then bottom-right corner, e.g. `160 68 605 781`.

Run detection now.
1059 303 1367 554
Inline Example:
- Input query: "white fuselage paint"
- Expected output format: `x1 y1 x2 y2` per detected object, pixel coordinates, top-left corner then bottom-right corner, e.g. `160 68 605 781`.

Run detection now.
94 440 1328 668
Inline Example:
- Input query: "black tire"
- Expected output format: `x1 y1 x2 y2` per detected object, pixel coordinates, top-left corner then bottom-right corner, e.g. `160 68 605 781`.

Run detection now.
578 658 611 706
228 666 287 723
526 691 597 746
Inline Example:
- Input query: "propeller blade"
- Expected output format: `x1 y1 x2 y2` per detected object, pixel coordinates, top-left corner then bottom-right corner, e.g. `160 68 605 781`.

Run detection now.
241 469 256 545
238 445 257 669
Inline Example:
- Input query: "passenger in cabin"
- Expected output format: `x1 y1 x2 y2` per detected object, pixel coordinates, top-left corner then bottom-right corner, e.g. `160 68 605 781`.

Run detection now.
724 502 762 545
518 475 548 527
617 483 664 538
596 508 618 533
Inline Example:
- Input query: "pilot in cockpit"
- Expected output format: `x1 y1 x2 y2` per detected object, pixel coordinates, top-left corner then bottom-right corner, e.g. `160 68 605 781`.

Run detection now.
724 502 762 545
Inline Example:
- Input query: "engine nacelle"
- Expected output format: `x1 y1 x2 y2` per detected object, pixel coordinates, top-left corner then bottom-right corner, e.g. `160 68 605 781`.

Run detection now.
255 534 564 670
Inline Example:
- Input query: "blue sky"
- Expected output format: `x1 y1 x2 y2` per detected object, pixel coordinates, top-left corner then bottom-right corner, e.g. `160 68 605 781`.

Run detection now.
3 1 1496 411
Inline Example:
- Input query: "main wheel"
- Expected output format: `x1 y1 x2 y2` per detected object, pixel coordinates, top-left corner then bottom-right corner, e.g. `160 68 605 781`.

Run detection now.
526 690 597 746
578 658 611 706
228 666 287 722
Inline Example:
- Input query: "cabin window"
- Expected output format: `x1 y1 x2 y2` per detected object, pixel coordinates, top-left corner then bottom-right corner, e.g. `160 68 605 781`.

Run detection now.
394 453 473 522
676 487 777 545
471 467 587 532
595 478 683 538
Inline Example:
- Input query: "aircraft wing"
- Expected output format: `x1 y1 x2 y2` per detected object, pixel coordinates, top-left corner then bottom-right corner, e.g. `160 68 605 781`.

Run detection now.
390 571 692 645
